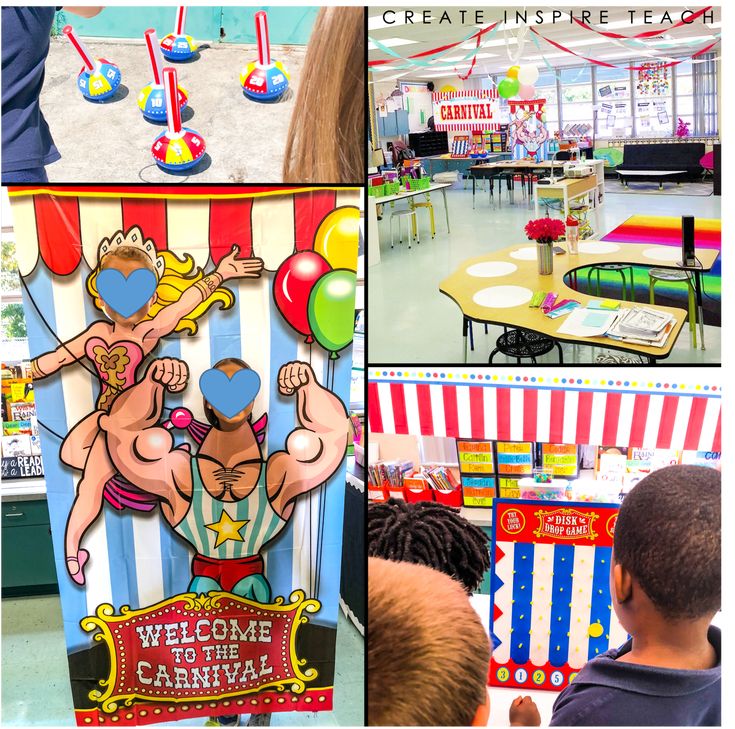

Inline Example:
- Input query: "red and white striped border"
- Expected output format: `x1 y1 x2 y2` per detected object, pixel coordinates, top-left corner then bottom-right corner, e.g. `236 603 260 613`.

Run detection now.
508 98 547 113
432 89 499 102
255 11 270 66
367 382 720 452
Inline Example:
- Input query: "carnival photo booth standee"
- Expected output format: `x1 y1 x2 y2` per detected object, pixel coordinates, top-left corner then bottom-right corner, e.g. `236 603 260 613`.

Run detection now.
8 184 361 726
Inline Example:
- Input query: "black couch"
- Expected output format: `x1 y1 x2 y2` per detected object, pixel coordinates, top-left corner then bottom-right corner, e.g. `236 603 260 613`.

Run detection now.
618 142 705 183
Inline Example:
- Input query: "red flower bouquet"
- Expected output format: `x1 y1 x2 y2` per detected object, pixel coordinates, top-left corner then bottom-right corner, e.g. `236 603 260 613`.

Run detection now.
525 217 566 244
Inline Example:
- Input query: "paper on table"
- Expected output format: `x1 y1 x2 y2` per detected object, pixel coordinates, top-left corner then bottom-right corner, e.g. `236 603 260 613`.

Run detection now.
582 312 610 328
557 308 618 338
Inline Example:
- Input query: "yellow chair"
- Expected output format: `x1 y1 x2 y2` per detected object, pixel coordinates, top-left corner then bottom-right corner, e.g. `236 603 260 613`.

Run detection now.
408 194 436 239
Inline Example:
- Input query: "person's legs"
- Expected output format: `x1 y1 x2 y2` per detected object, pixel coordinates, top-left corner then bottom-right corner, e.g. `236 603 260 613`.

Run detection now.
2 167 49 183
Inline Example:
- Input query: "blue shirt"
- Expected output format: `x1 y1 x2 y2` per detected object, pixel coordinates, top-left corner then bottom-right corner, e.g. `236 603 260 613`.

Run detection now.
1 7 61 173
550 626 721 726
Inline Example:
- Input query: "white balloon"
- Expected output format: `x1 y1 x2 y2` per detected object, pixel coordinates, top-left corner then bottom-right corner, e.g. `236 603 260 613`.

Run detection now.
518 64 540 86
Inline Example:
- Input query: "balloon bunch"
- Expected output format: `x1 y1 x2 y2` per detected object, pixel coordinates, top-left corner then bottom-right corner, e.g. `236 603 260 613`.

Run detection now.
497 64 540 100
273 207 360 359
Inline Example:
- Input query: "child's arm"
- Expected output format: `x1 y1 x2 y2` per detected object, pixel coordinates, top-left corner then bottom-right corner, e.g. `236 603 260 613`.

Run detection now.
136 246 263 342
30 322 104 380
63 7 104 18
510 696 541 726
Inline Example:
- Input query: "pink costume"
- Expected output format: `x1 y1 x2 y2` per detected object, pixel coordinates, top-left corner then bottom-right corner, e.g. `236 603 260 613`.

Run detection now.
84 337 145 412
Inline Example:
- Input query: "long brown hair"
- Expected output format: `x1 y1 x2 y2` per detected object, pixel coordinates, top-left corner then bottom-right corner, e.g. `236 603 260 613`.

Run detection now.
282 7 364 183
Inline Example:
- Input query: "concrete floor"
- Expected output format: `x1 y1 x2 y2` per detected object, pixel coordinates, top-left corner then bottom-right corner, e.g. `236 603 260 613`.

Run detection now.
368 182 721 364
1 594 363 726
41 38 305 183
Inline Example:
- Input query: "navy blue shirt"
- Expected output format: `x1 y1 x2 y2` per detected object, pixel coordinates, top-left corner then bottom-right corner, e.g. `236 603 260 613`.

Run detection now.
2 7 61 173
550 626 720 726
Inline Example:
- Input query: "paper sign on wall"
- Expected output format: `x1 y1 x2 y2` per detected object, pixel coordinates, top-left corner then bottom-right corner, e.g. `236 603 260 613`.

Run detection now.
540 444 578 478
496 442 533 475
432 90 501 131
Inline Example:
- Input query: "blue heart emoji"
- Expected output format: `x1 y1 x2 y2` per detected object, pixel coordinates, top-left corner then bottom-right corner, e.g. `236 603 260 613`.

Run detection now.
199 368 261 419
96 268 158 319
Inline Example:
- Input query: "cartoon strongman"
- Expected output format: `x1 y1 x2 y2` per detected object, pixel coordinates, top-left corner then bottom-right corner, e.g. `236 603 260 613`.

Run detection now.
100 356 349 601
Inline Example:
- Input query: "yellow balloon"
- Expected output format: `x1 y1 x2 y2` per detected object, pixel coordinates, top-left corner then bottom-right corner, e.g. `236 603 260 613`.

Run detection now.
314 206 360 272
507 65 520 80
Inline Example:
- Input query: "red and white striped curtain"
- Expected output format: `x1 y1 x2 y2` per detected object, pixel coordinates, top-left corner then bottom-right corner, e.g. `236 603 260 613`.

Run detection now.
368 381 721 452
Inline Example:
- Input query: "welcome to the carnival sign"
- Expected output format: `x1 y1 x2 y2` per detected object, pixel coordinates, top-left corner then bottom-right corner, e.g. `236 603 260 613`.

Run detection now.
82 591 319 715
432 90 501 131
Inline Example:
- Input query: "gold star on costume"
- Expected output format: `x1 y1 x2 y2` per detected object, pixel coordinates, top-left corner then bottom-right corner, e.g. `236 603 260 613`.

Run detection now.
205 510 249 549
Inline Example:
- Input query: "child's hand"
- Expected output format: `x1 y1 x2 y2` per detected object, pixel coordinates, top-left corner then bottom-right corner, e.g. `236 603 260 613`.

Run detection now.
509 696 541 726
215 245 264 280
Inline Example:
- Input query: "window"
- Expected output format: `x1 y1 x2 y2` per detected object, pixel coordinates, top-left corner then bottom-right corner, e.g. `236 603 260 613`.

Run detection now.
596 66 632 139
535 70 559 136
559 67 593 135
633 60 672 137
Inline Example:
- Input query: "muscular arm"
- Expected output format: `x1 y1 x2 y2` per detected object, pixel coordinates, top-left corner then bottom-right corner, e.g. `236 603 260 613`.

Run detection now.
135 248 263 342
30 322 105 380
267 363 349 518
99 359 192 508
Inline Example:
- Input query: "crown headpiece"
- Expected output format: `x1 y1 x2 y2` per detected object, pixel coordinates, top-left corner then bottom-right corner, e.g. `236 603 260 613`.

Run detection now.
98 227 165 279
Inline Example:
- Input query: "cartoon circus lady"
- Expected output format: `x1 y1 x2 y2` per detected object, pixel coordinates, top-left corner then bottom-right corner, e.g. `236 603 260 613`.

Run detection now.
28 227 263 585
99 357 349 600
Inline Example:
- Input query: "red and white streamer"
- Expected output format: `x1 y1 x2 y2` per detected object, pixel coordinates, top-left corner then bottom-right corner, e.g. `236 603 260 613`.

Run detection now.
255 11 271 66
367 382 721 452
175 6 187 36
571 6 714 40
63 25 95 72
144 28 163 85
163 67 182 134
530 27 720 71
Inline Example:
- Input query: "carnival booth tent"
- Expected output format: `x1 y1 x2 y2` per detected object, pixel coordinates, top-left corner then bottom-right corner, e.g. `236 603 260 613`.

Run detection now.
8 185 361 726
368 368 721 694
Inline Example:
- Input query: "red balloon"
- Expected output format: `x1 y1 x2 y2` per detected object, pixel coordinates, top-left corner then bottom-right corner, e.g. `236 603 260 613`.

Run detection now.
273 252 331 342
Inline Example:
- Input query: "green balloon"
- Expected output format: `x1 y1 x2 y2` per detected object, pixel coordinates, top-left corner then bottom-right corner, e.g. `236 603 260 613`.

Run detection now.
307 270 357 358
498 76 520 99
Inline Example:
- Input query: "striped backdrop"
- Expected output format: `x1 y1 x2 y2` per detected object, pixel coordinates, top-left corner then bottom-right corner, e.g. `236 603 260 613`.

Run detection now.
11 187 360 653
367 381 721 452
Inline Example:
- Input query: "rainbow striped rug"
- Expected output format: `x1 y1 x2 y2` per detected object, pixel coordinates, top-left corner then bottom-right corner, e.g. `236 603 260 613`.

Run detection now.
596 215 721 326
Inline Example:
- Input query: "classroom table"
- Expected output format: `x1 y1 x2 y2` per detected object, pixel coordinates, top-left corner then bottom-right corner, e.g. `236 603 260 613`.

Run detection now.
534 175 600 223
439 241 720 363
374 182 453 234
417 152 512 178
469 160 554 208
470 159 605 210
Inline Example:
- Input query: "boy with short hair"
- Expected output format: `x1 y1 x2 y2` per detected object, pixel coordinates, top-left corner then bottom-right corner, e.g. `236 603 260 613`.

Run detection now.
368 556 541 726
550 465 721 726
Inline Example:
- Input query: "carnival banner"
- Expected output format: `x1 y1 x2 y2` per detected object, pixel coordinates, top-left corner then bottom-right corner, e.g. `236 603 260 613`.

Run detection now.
9 185 361 726
432 90 501 131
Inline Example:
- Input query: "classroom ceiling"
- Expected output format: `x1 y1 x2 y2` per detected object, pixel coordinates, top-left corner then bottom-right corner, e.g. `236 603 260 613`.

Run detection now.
368 6 721 82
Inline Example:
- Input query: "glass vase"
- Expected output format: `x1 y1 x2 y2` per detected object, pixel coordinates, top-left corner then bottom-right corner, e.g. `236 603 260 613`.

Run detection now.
537 239 554 275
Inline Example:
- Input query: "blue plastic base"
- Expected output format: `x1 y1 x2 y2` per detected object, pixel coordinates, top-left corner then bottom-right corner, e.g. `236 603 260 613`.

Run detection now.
242 87 287 103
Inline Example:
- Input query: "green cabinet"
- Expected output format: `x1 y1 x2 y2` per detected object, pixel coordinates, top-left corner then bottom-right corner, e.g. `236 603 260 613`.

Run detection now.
2 500 59 596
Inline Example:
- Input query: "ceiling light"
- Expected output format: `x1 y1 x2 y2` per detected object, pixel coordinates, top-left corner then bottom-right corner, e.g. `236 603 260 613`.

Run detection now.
367 14 437 31
599 18 649 30
367 37 416 51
